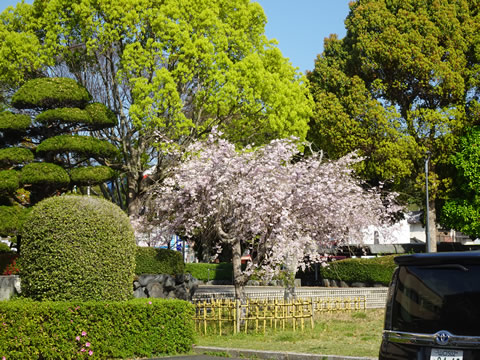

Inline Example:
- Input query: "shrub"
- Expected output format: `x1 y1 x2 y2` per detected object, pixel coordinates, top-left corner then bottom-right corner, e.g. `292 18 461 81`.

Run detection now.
320 255 397 286
0 298 195 359
135 247 185 275
185 262 233 282
20 195 136 301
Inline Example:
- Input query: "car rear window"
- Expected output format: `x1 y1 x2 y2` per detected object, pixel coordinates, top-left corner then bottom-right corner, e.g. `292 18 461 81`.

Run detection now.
392 264 480 335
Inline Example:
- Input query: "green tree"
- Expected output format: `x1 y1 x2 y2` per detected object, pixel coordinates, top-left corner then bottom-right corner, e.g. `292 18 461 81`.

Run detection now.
0 77 118 249
440 127 480 238
0 0 313 216
308 0 480 248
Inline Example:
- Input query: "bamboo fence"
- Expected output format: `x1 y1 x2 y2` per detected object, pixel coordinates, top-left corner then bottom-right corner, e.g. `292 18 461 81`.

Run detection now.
194 296 366 335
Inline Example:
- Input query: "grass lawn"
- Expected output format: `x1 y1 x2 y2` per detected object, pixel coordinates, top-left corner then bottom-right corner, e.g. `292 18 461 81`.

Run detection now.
195 309 385 358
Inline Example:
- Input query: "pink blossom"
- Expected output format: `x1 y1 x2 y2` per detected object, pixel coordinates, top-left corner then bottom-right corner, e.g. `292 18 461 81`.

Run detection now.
148 301 152 305
88 350 93 356
141 133 401 299
85 342 91 347
80 348 86 352
75 336 80 341
81 331 87 337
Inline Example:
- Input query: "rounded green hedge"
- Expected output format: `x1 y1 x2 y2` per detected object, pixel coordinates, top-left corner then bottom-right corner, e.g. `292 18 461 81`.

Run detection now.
20 195 136 301
11 77 92 110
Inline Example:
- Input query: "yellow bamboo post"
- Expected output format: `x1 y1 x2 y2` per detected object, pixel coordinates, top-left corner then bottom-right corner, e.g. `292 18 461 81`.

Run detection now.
282 300 286 330
310 299 314 329
292 300 296 332
255 302 259 333
274 299 278 330
263 301 267 334
244 300 249 333
218 301 222 336
203 301 207 335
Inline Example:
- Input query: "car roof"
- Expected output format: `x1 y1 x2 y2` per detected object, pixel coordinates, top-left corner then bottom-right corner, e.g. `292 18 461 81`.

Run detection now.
395 251 480 266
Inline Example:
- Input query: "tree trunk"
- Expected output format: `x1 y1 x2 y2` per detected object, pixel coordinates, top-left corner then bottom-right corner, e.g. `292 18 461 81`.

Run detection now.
232 239 246 302
283 271 297 301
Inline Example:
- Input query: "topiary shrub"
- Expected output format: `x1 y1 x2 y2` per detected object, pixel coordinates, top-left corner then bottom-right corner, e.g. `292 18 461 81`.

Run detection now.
20 195 136 301
11 77 92 109
0 112 31 131
69 166 115 185
0 170 19 194
0 147 34 167
36 134 120 159
20 162 70 187
135 247 185 275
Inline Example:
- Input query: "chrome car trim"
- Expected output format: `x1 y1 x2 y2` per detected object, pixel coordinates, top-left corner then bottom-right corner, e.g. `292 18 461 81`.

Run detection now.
383 330 480 348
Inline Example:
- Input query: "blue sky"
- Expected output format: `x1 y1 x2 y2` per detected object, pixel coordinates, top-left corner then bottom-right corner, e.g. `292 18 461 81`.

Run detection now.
0 0 350 74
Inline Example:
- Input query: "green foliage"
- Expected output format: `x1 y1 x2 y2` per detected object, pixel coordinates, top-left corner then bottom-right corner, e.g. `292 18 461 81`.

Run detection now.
135 247 185 275
36 135 120 160
320 256 397 286
308 0 479 208
36 107 90 124
0 169 19 194
11 77 92 109
0 111 31 131
20 162 69 187
0 147 34 167
69 166 115 185
0 298 195 359
185 262 233 282
20 195 136 301
0 243 13 253
85 103 117 128
440 126 480 237
0 205 29 237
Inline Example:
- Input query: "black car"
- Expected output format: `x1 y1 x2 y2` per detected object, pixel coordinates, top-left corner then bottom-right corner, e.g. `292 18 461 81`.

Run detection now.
379 251 480 360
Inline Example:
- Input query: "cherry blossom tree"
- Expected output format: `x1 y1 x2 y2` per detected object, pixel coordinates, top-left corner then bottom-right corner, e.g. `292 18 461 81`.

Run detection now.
140 132 400 300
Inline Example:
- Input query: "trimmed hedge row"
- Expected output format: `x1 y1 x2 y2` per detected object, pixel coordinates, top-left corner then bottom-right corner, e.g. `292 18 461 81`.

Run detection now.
185 262 233 282
320 255 397 286
0 298 195 359
135 247 185 275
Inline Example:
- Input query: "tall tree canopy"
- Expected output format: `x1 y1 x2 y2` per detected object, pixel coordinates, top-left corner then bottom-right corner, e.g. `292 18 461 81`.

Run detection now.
308 0 480 247
139 132 399 300
0 0 312 215
440 127 480 238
